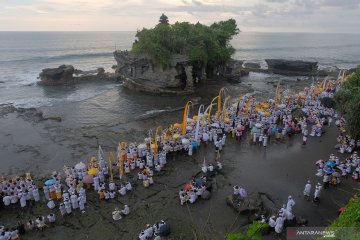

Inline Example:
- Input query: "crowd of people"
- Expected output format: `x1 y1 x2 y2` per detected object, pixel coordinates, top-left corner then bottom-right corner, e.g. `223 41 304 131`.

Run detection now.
138 220 170 240
255 195 297 236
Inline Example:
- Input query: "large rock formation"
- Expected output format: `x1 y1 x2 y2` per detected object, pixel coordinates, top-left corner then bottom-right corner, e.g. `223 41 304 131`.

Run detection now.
114 50 244 94
39 65 75 85
222 59 244 82
266 59 318 76
226 192 278 216
114 50 195 94
38 65 117 86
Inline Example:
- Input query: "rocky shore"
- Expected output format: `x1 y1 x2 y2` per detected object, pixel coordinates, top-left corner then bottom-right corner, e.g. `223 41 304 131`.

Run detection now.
37 65 119 86
37 54 345 96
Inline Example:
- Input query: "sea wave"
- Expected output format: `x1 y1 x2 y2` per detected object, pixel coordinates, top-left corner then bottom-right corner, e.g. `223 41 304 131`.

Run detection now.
137 107 184 120
0 52 113 64
137 97 201 120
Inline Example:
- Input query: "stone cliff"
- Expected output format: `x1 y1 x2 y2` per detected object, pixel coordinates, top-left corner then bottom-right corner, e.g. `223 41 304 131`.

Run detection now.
114 50 194 94
114 50 244 94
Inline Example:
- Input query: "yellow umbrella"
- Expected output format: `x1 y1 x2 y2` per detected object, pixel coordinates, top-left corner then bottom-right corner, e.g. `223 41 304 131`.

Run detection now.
224 117 230 123
88 168 99 175
262 102 270 109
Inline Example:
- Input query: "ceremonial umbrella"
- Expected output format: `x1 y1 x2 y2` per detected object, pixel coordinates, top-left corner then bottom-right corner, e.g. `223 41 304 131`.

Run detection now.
88 168 99 175
75 162 86 171
323 167 333 174
326 161 336 168
82 175 94 184
184 183 193 191
44 179 56 186
195 178 205 187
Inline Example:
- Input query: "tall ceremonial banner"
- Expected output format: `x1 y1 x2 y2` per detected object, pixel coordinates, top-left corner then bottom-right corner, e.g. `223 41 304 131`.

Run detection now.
118 142 124 179
108 151 114 181
194 105 205 142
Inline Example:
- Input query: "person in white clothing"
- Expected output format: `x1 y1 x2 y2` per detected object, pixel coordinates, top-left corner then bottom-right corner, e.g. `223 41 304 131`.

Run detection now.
233 186 239 195
125 182 132 191
239 187 247 198
112 208 122 221
109 181 116 191
268 215 276 228
47 200 55 209
121 205 130 216
144 224 154 239
303 180 311 200
59 203 66 217
47 213 56 223
286 196 295 212
78 196 85 212
32 187 40 202
274 215 284 235
118 185 126 196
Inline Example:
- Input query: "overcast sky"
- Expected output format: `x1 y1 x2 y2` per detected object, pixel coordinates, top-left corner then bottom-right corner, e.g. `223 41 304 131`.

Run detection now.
1 0 359 33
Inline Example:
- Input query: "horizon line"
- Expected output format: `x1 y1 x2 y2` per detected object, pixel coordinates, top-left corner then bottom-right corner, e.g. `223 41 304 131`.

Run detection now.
0 30 359 35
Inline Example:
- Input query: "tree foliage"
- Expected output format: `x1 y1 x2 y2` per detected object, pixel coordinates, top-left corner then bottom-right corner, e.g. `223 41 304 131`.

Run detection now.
226 221 268 240
131 18 239 68
335 66 360 138
327 195 360 239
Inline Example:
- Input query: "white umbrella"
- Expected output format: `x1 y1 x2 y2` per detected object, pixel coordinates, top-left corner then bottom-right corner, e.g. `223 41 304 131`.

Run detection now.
186 126 193 131
138 143 147 149
278 104 286 109
182 138 190 145
75 162 86 171
211 123 219 128
255 123 262 128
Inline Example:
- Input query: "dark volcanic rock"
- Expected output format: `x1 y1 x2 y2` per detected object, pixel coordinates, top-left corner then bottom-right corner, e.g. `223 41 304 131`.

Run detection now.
240 68 250 77
222 59 243 82
266 59 318 76
244 62 261 69
320 97 336 109
226 193 262 214
38 65 75 85
38 65 117 86
295 216 308 226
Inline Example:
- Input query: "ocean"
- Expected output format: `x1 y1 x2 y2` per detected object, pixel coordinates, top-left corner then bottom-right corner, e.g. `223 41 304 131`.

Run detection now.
0 31 359 109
